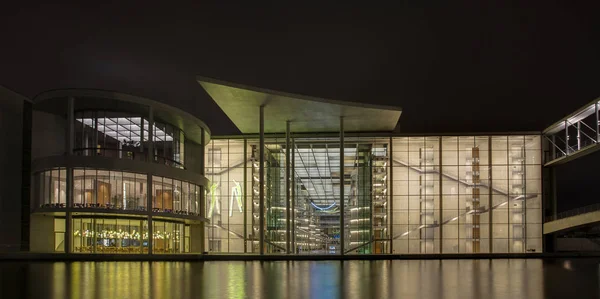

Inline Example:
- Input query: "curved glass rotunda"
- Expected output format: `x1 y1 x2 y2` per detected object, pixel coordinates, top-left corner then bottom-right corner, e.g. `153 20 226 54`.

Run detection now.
30 89 210 254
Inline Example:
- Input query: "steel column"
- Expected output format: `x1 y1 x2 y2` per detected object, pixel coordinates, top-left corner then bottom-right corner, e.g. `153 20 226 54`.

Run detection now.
291 137 296 253
389 137 394 254
286 121 291 254
65 168 72 253
577 122 581 150
147 174 153 255
339 116 345 255
243 138 248 253
438 137 443 253
596 102 599 142
200 128 206 175
565 120 569 155
259 105 265 255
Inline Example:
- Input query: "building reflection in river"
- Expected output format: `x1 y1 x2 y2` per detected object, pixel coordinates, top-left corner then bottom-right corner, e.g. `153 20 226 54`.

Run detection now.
2 259 600 299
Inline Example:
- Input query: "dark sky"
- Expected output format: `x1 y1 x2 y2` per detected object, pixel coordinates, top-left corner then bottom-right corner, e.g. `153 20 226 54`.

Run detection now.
2 2 599 211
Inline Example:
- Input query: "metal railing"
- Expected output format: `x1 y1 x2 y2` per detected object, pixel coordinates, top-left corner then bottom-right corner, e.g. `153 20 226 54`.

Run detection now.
73 148 185 169
545 203 600 222
74 147 145 161
154 155 185 169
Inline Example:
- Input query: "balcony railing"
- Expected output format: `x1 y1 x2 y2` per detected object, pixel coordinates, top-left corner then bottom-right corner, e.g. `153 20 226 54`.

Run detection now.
73 148 185 169
37 202 201 217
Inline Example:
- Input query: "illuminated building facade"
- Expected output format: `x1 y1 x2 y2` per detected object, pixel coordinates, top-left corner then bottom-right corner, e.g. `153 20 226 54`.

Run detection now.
28 90 210 254
1 81 544 256
198 78 543 254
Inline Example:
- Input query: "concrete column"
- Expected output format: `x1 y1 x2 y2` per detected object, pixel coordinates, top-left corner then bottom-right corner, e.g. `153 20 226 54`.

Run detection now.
389 137 394 254
67 97 75 155
147 174 153 255
65 97 75 254
199 185 205 254
20 101 32 252
65 168 73 253
543 167 557 252
259 105 265 255
339 116 344 255
200 128 206 175
200 127 206 254
285 121 291 254
148 106 154 162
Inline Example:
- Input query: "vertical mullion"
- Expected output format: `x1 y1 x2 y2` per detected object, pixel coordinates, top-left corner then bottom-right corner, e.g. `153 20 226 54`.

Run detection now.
438 137 442 254
389 137 394 254
243 138 247 253
339 117 344 255
488 136 493 253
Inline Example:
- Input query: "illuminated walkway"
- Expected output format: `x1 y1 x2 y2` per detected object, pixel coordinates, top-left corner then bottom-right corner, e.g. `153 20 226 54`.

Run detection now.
544 204 600 234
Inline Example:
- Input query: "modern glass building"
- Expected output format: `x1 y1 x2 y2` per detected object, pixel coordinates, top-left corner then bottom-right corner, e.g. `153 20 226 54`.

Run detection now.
197 77 543 255
29 90 210 254
17 81 543 256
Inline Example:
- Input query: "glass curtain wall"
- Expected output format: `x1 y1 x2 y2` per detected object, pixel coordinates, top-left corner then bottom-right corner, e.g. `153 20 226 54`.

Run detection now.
71 217 190 254
33 168 67 208
391 135 542 254
72 217 149 253
293 138 337 255
342 137 390 254
205 139 252 253
72 169 147 211
203 135 542 254
152 176 201 216
152 220 187 254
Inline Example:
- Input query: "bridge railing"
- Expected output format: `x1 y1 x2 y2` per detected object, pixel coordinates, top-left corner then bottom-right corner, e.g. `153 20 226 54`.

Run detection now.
546 203 600 222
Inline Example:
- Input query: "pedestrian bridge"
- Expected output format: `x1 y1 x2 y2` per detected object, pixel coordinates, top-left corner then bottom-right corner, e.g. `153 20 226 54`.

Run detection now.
544 204 600 234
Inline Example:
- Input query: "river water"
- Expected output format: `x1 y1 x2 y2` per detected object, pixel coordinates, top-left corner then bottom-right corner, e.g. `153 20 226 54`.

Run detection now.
0 259 598 299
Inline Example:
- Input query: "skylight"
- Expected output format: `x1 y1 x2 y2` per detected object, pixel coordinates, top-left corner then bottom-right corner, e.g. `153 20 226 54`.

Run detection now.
79 117 174 143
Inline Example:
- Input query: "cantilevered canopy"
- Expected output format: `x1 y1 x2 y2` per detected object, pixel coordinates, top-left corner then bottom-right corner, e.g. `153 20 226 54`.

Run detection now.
197 76 402 133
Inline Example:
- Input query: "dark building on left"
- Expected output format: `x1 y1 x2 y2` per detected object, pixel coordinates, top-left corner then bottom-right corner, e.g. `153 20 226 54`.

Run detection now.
0 86 32 252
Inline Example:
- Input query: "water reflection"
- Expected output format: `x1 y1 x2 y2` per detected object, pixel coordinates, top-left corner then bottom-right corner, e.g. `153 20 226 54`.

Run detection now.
1 259 599 299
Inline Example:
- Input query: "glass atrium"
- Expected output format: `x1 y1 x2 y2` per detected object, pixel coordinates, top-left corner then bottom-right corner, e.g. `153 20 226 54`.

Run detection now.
204 135 542 254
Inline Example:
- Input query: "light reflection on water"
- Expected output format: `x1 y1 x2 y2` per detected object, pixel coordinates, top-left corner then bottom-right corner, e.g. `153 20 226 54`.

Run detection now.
0 259 599 299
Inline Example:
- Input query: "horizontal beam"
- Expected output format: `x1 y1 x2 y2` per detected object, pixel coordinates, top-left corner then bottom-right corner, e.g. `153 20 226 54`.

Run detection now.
544 210 600 234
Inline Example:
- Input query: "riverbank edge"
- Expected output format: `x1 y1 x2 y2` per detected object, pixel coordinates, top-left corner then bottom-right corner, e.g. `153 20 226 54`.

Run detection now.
1 252 600 261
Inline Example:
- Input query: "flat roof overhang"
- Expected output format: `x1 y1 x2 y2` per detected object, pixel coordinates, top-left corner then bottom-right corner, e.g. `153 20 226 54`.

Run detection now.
197 76 402 134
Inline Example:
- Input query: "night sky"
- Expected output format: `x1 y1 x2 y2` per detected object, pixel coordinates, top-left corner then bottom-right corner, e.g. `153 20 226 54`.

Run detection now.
2 2 599 211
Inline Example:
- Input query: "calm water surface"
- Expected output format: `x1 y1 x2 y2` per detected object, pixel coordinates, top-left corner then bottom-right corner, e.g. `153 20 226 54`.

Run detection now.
1 259 599 299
